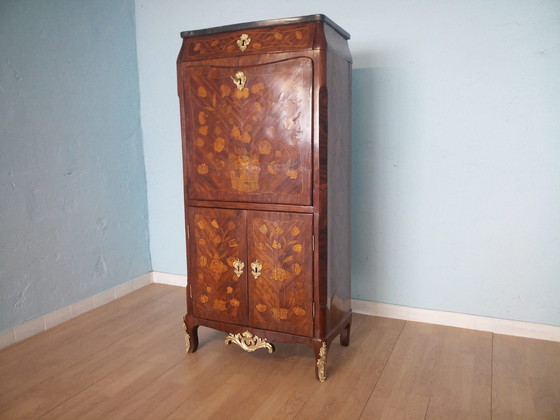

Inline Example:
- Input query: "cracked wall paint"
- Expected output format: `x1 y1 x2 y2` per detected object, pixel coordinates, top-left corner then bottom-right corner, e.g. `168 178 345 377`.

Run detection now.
0 0 151 332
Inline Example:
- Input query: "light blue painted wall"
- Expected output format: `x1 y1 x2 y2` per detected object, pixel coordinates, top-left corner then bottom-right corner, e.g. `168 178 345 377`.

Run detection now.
135 0 560 326
0 0 151 331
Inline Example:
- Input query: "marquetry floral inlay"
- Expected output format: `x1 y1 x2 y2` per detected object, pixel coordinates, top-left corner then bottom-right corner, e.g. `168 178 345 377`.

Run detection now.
248 214 313 336
186 58 312 205
191 209 246 323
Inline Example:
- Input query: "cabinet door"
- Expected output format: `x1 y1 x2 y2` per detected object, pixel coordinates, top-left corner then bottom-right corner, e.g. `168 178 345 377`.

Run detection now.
247 211 313 337
188 207 247 324
184 58 312 205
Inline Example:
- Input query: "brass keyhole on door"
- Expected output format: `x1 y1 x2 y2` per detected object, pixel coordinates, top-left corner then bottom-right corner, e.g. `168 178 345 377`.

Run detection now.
230 71 247 90
251 260 262 279
237 34 251 52
233 258 244 278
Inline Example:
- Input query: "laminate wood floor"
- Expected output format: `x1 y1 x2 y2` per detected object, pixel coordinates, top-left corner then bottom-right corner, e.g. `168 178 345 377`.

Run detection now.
1 284 558 419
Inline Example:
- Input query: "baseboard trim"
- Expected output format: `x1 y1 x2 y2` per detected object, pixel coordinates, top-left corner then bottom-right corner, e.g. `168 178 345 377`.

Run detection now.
0 272 154 350
352 299 560 342
152 271 186 287
2 272 557 350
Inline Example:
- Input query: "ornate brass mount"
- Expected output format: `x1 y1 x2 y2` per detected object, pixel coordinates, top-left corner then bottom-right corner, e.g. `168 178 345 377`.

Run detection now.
231 71 247 90
251 260 263 279
316 342 327 382
225 330 274 353
182 321 191 354
233 258 244 278
237 33 251 52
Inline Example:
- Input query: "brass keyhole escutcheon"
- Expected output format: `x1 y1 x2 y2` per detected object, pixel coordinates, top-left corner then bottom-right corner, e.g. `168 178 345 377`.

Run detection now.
233 258 244 278
231 71 247 90
251 260 262 279
237 34 251 52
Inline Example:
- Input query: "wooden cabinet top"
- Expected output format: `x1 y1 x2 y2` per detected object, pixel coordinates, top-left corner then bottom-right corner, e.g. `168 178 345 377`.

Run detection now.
180 14 350 40
178 15 350 61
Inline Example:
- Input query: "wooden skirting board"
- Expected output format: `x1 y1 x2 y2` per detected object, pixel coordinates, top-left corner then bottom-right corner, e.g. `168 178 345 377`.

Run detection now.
1 271 558 350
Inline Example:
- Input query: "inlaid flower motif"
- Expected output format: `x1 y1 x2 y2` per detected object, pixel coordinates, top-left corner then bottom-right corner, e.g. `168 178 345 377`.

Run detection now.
220 84 231 97
197 163 209 174
286 169 298 179
214 137 225 152
226 286 233 294
293 244 303 253
258 140 272 155
199 294 209 303
209 259 228 274
198 111 207 125
198 125 208 135
213 299 227 311
231 125 251 143
229 298 240 307
291 226 300 236
197 86 207 97
259 224 268 234
256 303 267 313
272 240 282 249
273 267 287 282
211 219 219 229
251 83 265 95
199 256 207 267
293 263 302 275
272 307 289 320
293 306 306 316
234 87 250 100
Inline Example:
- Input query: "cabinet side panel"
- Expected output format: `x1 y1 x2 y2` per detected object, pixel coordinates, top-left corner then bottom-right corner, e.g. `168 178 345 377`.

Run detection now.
247 211 314 337
326 39 352 334
188 207 248 324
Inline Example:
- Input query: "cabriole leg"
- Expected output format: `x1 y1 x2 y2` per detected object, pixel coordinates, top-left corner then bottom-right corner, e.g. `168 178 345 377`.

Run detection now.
183 317 199 354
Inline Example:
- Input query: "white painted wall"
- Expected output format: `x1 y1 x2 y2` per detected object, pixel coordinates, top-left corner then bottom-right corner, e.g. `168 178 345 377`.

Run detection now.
0 0 151 332
135 0 560 326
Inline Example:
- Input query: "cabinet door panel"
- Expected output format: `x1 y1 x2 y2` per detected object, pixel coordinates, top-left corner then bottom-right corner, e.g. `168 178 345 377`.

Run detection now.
247 211 313 337
188 207 247 324
184 58 312 205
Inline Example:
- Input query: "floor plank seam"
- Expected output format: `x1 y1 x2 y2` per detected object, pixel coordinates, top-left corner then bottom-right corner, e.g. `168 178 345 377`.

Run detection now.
424 397 432 420
357 320 407 419
35 316 182 418
0 309 182 417
40 329 181 419
490 332 494 420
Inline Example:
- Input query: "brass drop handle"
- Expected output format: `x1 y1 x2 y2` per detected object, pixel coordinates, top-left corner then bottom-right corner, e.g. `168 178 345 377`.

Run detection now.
231 71 247 90
251 260 263 279
237 34 251 52
233 258 244 278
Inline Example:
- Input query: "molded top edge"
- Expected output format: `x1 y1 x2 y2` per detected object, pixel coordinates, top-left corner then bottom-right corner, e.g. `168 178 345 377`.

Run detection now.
180 14 350 40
